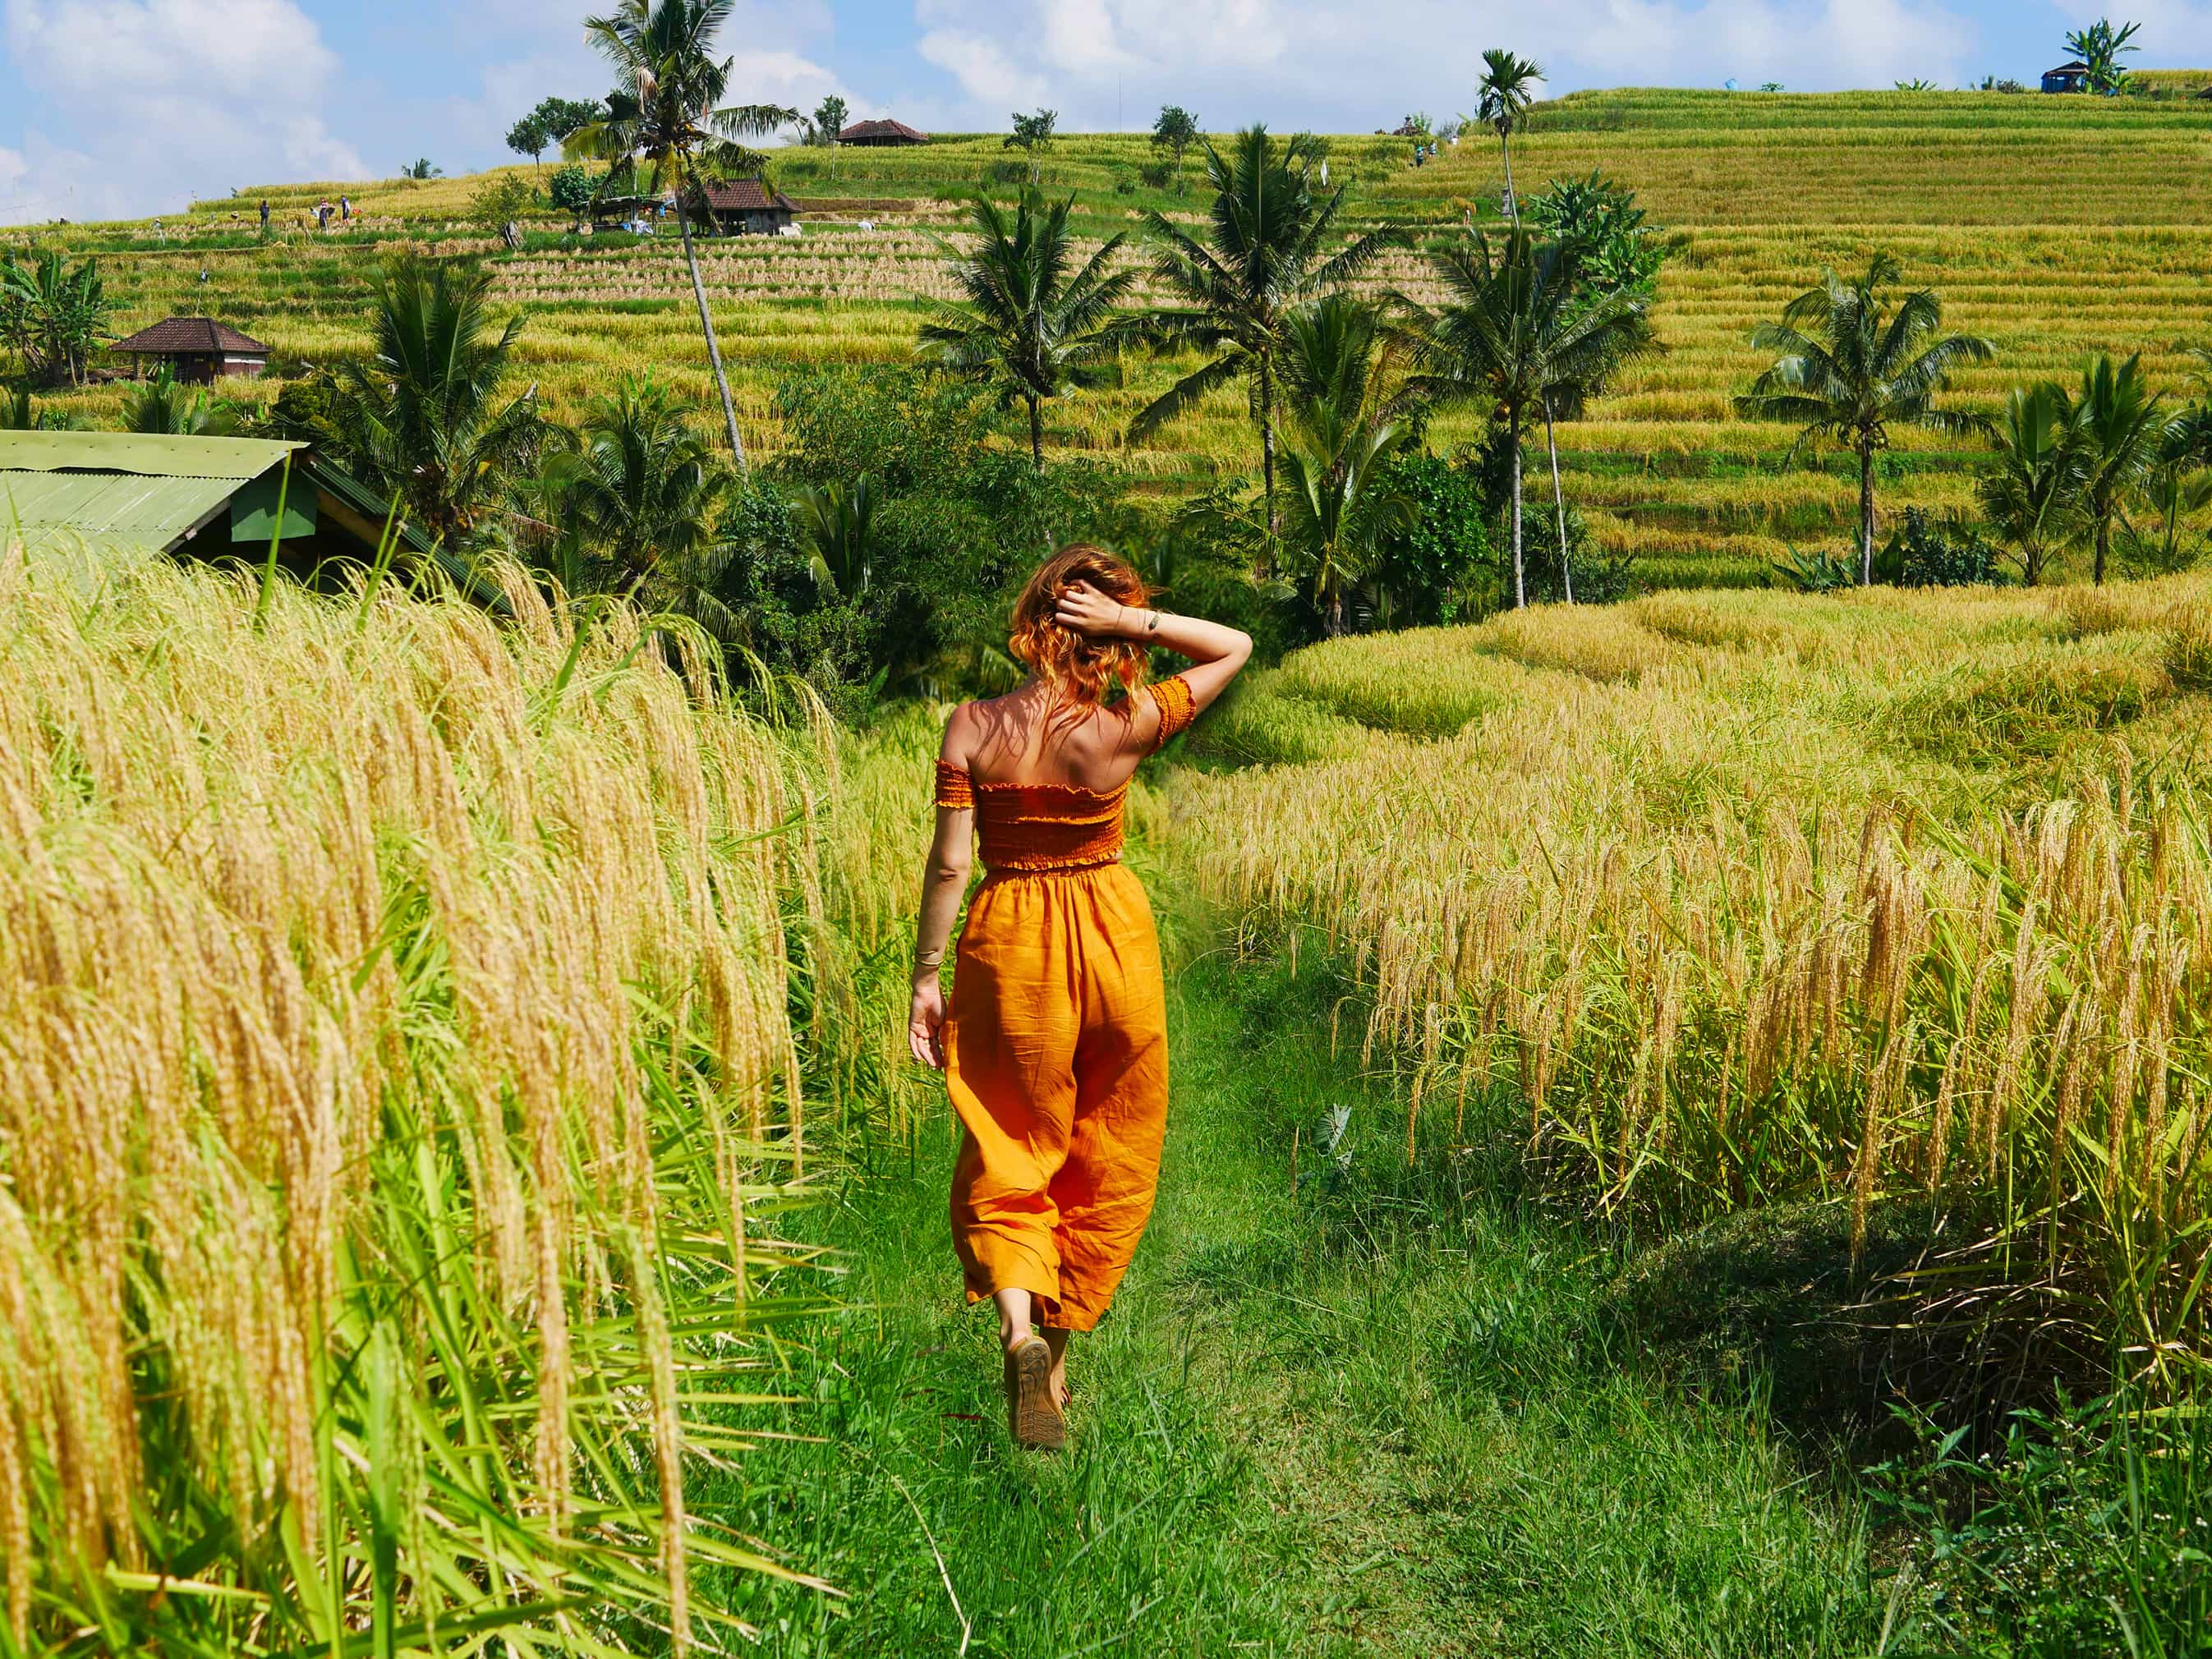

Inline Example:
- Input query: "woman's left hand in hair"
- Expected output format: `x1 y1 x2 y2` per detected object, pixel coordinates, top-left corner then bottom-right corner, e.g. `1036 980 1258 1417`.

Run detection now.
1055 581 1141 640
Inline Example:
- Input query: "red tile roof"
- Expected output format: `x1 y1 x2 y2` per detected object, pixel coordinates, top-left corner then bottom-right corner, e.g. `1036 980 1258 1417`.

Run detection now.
699 178 799 213
839 117 929 144
113 316 269 356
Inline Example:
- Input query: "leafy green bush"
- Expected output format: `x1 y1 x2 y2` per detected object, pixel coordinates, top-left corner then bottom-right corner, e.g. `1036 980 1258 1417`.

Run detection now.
1878 508 2009 587
1526 172 1674 296
468 172 536 234
548 163 595 215
761 366 1126 700
1367 451 1493 627
1776 545 1860 592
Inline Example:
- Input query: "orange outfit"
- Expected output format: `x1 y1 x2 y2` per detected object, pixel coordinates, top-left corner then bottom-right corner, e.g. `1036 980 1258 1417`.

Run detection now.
936 676 1197 1330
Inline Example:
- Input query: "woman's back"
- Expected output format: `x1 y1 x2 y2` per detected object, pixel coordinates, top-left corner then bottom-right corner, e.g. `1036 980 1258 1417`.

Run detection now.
949 681 1165 796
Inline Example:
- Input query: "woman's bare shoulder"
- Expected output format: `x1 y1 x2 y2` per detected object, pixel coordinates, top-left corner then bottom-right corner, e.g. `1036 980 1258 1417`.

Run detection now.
940 700 982 767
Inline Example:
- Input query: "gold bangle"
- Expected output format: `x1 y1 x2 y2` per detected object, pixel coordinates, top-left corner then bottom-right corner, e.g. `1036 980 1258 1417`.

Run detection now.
914 947 946 968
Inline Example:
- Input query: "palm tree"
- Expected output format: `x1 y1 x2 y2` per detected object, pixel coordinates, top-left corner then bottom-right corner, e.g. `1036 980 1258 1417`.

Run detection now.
2065 19 2141 94
1130 125 1403 540
319 257 549 547
550 372 732 602
2069 353 2171 586
1391 227 1653 609
1737 253 1992 586
1476 49 1543 222
1976 383 2081 586
0 250 112 388
1275 294 1415 635
568 0 798 471
793 475 878 599
917 190 1138 468
121 364 236 435
2128 460 2212 573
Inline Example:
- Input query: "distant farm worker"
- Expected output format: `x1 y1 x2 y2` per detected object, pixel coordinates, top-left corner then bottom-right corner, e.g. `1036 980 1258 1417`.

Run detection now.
339 194 352 223
909 547 1252 1450
315 198 331 229
258 199 269 229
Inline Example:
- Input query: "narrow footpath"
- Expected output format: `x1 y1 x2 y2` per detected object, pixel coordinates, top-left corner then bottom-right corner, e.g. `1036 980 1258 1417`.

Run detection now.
704 953 1892 1657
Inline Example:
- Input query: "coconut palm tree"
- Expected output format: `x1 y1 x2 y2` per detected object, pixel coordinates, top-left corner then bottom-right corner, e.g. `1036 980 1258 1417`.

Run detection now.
1737 253 1993 586
793 474 879 599
1275 295 1416 636
320 257 550 547
552 372 731 597
1976 383 2081 586
568 0 798 471
917 189 1139 468
1476 48 1543 221
1130 125 1403 540
1391 227 1653 609
2068 353 2172 586
121 364 237 435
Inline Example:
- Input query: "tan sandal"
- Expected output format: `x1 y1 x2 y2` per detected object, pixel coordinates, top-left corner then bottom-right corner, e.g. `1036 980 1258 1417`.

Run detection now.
1005 1335 1066 1450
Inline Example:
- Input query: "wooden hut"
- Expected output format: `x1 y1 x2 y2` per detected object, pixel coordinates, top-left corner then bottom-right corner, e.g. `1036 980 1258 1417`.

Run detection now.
112 317 269 383
2041 60 2091 93
838 118 929 147
698 179 799 236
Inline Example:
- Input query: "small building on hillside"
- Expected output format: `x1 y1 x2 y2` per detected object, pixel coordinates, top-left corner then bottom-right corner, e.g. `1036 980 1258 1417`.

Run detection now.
112 316 269 382
698 179 799 236
838 118 928 147
0 431 498 607
2041 60 2092 93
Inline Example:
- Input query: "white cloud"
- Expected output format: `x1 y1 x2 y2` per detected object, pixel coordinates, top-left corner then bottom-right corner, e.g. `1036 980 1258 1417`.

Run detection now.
907 0 1984 131
2 0 365 223
409 1 858 177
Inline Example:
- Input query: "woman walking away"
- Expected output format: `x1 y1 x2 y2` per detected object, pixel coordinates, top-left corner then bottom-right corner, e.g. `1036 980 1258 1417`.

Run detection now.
909 546 1251 1450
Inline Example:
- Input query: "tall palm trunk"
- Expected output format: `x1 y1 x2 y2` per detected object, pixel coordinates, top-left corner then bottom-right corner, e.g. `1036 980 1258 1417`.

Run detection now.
1857 435 1877 586
1260 352 1279 543
1499 129 1519 221
1511 418 1526 610
1028 395 1044 468
2095 511 2111 586
1544 398 1571 604
675 196 747 472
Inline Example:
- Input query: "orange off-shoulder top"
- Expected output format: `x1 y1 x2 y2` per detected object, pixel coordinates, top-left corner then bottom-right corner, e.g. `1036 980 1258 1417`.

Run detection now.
931 675 1196 872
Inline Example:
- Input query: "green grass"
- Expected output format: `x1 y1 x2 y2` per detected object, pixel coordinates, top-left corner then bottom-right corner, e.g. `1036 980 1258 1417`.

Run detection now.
697 944 1900 1655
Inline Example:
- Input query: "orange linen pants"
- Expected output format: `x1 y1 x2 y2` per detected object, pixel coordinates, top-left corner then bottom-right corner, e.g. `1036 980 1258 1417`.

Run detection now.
945 863 1170 1332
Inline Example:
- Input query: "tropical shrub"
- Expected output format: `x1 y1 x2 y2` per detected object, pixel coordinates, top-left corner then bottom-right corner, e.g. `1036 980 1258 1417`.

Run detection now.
1366 450 1493 627
1876 508 2009 586
0 250 112 388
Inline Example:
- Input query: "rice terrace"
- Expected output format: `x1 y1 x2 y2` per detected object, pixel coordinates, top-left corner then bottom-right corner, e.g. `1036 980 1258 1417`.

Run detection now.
2 1 2212 1653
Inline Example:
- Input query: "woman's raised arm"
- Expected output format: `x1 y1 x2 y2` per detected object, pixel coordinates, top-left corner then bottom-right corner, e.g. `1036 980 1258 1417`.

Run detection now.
1054 582 1253 715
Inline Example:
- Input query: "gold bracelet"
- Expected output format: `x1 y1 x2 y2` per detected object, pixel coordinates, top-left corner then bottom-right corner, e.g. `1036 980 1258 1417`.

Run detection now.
914 947 946 968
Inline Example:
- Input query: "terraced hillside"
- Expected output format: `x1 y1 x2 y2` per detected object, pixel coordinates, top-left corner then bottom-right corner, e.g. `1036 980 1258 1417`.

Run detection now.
14 86 2212 586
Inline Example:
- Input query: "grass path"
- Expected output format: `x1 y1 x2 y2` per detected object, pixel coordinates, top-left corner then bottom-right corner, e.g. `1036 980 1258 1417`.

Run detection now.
706 951 1896 1656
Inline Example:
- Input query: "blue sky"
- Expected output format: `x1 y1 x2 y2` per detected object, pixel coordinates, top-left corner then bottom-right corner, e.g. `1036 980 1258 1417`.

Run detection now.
5 0 2210 225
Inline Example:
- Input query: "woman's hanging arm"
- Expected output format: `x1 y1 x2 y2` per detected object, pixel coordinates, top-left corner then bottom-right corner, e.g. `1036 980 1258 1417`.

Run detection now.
908 710 977 1070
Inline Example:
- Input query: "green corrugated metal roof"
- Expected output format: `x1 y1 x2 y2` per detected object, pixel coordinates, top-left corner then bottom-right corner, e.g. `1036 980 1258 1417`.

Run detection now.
0 431 299 480
1 470 241 546
0 431 303 550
